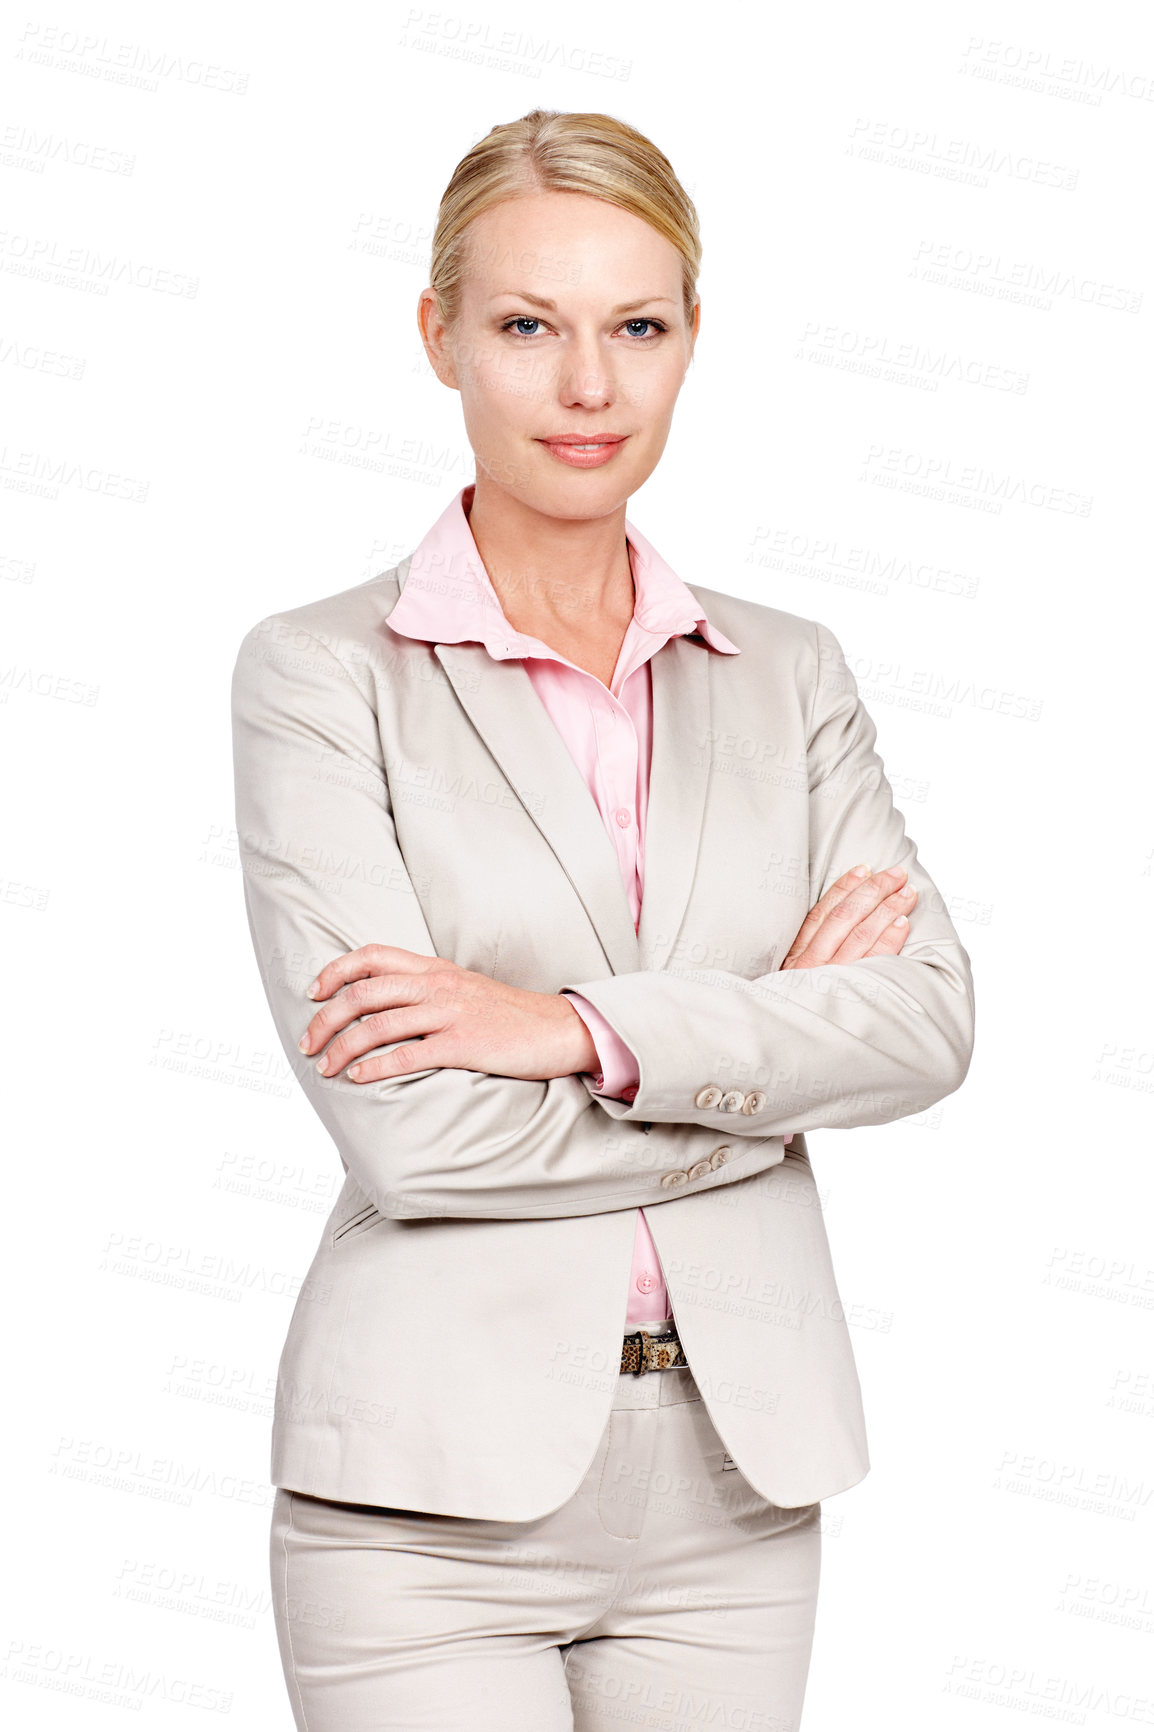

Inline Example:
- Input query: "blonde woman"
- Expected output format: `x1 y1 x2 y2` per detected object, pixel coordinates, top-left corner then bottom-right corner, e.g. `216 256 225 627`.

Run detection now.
232 108 975 1731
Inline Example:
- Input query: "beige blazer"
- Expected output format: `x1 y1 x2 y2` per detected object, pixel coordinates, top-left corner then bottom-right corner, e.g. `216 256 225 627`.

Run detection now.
230 552 975 1521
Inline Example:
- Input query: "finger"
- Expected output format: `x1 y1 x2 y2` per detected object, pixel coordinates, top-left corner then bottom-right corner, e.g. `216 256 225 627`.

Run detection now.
828 885 917 964
782 861 910 966
317 1004 447 1078
306 944 444 1002
854 912 914 960
781 864 872 964
346 1035 458 1084
303 970 437 1058
789 866 908 968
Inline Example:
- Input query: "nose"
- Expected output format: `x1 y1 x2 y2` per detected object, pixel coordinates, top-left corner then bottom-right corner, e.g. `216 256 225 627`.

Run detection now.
557 331 616 412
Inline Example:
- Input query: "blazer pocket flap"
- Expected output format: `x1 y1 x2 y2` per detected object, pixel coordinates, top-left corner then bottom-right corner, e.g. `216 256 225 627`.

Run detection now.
330 1202 383 1245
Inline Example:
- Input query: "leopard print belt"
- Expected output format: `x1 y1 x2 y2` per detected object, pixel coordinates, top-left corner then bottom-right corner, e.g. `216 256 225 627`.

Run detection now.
620 1326 688 1376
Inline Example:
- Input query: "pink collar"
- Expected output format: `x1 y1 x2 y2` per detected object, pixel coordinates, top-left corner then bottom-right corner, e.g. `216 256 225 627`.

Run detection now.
384 484 740 660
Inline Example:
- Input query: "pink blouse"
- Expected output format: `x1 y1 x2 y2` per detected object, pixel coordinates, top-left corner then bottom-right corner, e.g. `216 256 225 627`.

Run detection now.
385 483 741 1327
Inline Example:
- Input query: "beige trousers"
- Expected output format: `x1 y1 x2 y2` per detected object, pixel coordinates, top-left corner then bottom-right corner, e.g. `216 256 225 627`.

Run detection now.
270 1360 822 1730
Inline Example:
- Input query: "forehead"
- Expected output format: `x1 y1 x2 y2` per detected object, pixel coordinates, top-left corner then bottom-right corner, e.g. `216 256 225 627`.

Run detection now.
460 192 681 296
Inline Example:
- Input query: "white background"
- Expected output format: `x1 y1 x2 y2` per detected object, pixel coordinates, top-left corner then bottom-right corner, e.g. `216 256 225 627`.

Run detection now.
3 1 1152 1726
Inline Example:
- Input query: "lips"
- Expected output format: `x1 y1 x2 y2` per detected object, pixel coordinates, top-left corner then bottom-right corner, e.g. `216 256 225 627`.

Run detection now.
536 434 630 469
539 436 627 447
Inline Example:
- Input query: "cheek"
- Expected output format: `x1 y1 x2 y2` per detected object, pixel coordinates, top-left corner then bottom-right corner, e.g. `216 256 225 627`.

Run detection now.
463 360 539 434
460 395 540 492
458 381 510 449
626 361 685 421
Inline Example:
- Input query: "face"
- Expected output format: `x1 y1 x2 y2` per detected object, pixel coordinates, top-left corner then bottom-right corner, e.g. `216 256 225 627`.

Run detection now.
418 191 699 522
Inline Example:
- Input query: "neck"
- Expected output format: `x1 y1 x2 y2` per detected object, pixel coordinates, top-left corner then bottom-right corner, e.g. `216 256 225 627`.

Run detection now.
463 477 636 641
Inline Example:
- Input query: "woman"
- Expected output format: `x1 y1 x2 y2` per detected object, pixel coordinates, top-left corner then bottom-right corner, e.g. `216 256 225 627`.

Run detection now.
231 108 975 1731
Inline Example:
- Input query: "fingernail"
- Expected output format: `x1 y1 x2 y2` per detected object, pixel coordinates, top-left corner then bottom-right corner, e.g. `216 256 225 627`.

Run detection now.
852 863 870 877
298 1035 309 1052
892 914 908 927
315 1056 328 1074
348 1065 362 1081
307 980 321 998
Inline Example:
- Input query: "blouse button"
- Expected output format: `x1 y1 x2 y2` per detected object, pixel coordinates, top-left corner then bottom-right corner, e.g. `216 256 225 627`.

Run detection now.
635 1271 659 1294
615 807 632 827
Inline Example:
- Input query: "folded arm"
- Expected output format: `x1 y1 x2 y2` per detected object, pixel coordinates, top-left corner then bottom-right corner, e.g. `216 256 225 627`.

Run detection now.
230 618 788 1223
558 620 976 1137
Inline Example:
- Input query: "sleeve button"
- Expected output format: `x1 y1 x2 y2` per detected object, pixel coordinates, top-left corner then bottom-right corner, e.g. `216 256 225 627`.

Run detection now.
741 1090 768 1115
719 1090 745 1113
660 1170 689 1188
687 1158 712 1180
708 1146 731 1169
695 1085 723 1109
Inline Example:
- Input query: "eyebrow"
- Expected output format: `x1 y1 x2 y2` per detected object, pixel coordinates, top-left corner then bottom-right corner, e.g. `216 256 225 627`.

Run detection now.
490 291 677 315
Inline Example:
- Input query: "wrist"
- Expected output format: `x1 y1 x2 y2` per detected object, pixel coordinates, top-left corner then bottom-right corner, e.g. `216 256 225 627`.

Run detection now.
557 992 600 1075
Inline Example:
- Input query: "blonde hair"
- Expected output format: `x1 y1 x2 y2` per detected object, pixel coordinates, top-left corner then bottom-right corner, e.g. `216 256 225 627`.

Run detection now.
429 109 701 331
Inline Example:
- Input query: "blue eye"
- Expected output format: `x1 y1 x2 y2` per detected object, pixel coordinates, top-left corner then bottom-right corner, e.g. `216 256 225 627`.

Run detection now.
498 316 668 340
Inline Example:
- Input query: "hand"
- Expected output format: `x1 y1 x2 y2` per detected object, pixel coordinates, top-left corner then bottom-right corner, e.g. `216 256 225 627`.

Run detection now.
297 945 598 1084
782 862 917 971
778 862 917 1144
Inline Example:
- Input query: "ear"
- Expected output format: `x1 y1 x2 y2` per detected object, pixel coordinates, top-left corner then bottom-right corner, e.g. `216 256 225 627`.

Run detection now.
417 287 460 391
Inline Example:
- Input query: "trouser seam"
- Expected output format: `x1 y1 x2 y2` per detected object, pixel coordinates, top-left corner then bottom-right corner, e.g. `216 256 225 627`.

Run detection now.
279 1491 312 1732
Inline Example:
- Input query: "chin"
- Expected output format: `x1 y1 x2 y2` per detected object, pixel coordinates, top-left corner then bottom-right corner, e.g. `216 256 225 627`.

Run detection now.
536 485 634 523
532 455 655 515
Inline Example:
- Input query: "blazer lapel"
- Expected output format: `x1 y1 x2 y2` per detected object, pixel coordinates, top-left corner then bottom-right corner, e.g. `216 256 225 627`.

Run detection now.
433 644 642 976
637 634 712 974
431 635 713 979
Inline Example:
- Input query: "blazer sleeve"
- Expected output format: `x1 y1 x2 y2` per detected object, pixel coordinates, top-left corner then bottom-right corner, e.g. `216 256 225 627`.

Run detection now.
558 619 976 1137
230 614 790 1222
